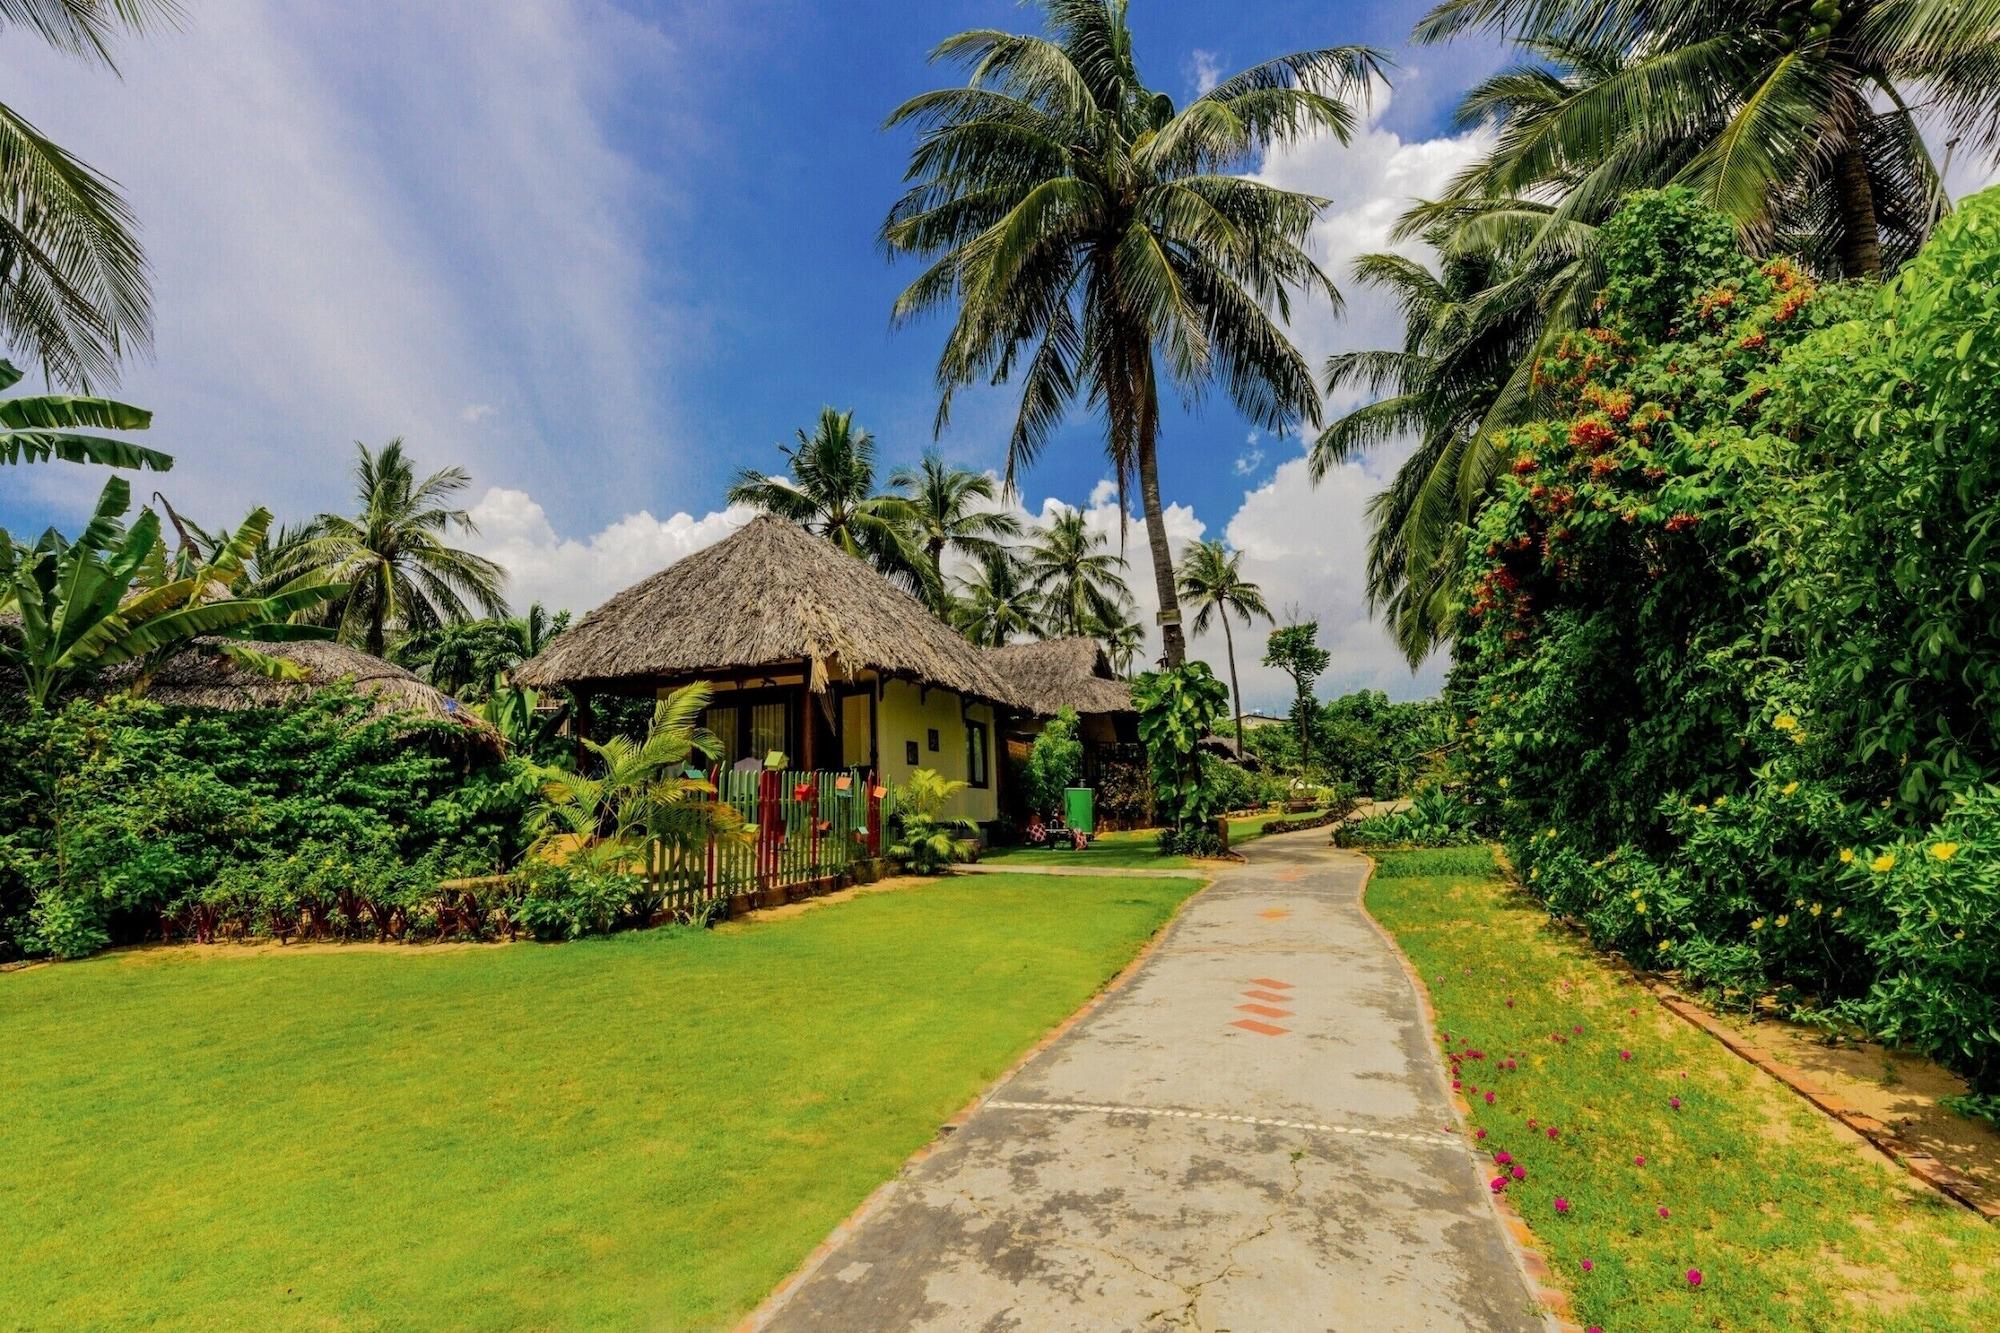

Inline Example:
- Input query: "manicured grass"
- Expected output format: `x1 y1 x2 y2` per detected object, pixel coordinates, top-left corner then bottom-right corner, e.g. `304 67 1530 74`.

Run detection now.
0 872 1202 1330
981 809 1324 869
1365 848 2000 1331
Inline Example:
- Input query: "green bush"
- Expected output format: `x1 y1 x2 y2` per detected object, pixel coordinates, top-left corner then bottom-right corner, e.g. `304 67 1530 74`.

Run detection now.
1444 185 2000 1091
1132 661 1229 833
1021 707 1083 816
513 860 641 941
1335 785 1482 848
0 689 529 959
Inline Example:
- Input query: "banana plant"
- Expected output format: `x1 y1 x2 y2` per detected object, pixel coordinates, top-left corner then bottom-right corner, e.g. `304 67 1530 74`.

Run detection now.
0 478 344 708
0 360 171 471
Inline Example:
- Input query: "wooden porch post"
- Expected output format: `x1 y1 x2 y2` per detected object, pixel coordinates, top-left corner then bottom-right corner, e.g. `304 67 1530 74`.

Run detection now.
573 686 593 769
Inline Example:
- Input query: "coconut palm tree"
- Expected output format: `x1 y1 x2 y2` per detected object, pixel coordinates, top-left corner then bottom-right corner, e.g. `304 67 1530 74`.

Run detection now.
725 407 931 595
883 0 1385 665
0 0 171 388
1412 0 1991 279
952 548 1042 647
1022 508 1133 640
1094 605 1144 675
1176 539 1273 754
276 439 508 658
1309 240 1545 664
887 451 1022 613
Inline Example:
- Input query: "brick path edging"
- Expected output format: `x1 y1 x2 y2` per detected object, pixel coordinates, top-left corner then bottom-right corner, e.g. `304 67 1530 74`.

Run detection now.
735 870 1217 1331
1350 851 1581 1333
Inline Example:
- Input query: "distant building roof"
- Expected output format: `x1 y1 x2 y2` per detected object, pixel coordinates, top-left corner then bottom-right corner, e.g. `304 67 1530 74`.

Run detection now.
982 636 1132 717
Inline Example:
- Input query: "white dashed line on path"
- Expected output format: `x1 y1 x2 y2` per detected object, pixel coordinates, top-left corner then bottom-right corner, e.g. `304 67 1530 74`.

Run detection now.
983 1098 1467 1150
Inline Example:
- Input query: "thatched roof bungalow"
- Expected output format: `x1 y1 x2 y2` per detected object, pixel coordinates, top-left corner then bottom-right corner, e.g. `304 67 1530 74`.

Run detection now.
517 515 1022 823
981 637 1134 737
0 622 497 749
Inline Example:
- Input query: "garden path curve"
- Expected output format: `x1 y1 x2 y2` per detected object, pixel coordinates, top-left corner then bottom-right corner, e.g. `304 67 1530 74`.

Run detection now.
752 831 1547 1331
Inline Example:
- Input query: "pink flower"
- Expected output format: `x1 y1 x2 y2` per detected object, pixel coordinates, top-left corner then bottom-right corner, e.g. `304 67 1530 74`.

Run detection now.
1512 1166 1526 1180
1505 1059 1517 1071
1467 1084 1478 1093
1528 1118 1538 1129
1452 1080 1462 1090
1620 1050 1632 1061
1485 1091 1496 1105
1687 1269 1703 1288
1555 1198 1571 1215
1634 1155 1646 1166
1658 1205 1671 1218
1475 1129 1487 1140
1578 1256 1590 1269
1670 1096 1682 1110
1494 1151 1513 1165
1490 1177 1507 1193
1573 1025 1584 1034
1547 1127 1560 1139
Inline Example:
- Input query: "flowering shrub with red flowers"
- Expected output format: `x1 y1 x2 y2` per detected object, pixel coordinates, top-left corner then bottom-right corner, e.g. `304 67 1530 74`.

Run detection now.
1446 187 2000 1093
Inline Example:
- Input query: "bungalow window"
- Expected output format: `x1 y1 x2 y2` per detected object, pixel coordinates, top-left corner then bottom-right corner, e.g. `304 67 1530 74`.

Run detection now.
705 705 739 767
966 720 990 788
750 701 789 766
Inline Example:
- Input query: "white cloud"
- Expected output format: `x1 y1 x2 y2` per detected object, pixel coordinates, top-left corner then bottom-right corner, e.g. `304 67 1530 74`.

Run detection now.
1188 49 1224 96
0 0 697 532
465 486 757 615
1233 448 1265 476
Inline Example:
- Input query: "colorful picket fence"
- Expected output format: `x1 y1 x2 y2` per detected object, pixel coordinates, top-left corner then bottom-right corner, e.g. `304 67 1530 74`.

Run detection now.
643 767 881 915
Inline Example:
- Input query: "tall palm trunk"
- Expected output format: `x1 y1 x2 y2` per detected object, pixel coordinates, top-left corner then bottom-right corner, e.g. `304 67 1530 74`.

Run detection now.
1834 140 1883 278
1134 355 1187 667
1221 612 1244 755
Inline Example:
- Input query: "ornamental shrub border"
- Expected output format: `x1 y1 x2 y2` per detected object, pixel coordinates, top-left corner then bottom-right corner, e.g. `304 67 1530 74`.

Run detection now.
1444 187 2000 1093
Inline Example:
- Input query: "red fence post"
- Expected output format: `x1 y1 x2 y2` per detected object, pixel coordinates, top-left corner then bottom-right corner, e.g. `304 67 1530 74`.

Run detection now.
758 767 781 887
866 769 882 857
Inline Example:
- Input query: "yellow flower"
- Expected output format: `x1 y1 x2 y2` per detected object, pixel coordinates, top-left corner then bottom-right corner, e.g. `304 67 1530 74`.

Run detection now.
1529 867 1539 880
1833 907 1844 919
1773 713 1798 732
1931 842 1959 862
1776 914 1790 927
1714 795 1727 808
1809 902 1823 917
1781 781 1799 796
1955 931 1966 941
1656 940 1670 952
1788 730 1805 744
1871 853 1896 873
1694 803 1709 814
1635 901 1648 914
1499 777 1510 789
1546 828 1558 840
1839 848 1855 864
1751 917 1766 931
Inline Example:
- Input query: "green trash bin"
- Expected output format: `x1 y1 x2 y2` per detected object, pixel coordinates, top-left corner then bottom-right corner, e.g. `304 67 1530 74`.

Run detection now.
1063 786 1096 835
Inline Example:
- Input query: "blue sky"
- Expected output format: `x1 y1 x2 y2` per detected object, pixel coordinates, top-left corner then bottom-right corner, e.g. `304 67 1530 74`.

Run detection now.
0 3 1518 707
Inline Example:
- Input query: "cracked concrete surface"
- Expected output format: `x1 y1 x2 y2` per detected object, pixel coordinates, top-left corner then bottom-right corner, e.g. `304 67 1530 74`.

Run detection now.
756 833 1548 1332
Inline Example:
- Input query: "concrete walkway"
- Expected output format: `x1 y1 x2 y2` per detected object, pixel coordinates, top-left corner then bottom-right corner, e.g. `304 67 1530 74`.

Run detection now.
755 830 1546 1332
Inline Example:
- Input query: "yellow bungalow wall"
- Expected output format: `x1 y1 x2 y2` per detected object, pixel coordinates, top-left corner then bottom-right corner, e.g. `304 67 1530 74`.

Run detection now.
875 678 999 824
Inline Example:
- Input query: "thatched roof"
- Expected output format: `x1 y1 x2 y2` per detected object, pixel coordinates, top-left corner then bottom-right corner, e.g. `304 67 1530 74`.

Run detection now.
120 639 496 741
1199 732 1262 771
515 515 1014 701
0 618 494 745
982 636 1133 716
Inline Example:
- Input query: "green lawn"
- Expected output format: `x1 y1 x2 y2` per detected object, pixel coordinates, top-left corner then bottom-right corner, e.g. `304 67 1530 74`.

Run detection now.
0 872 1202 1330
1365 848 2000 1331
981 809 1325 869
